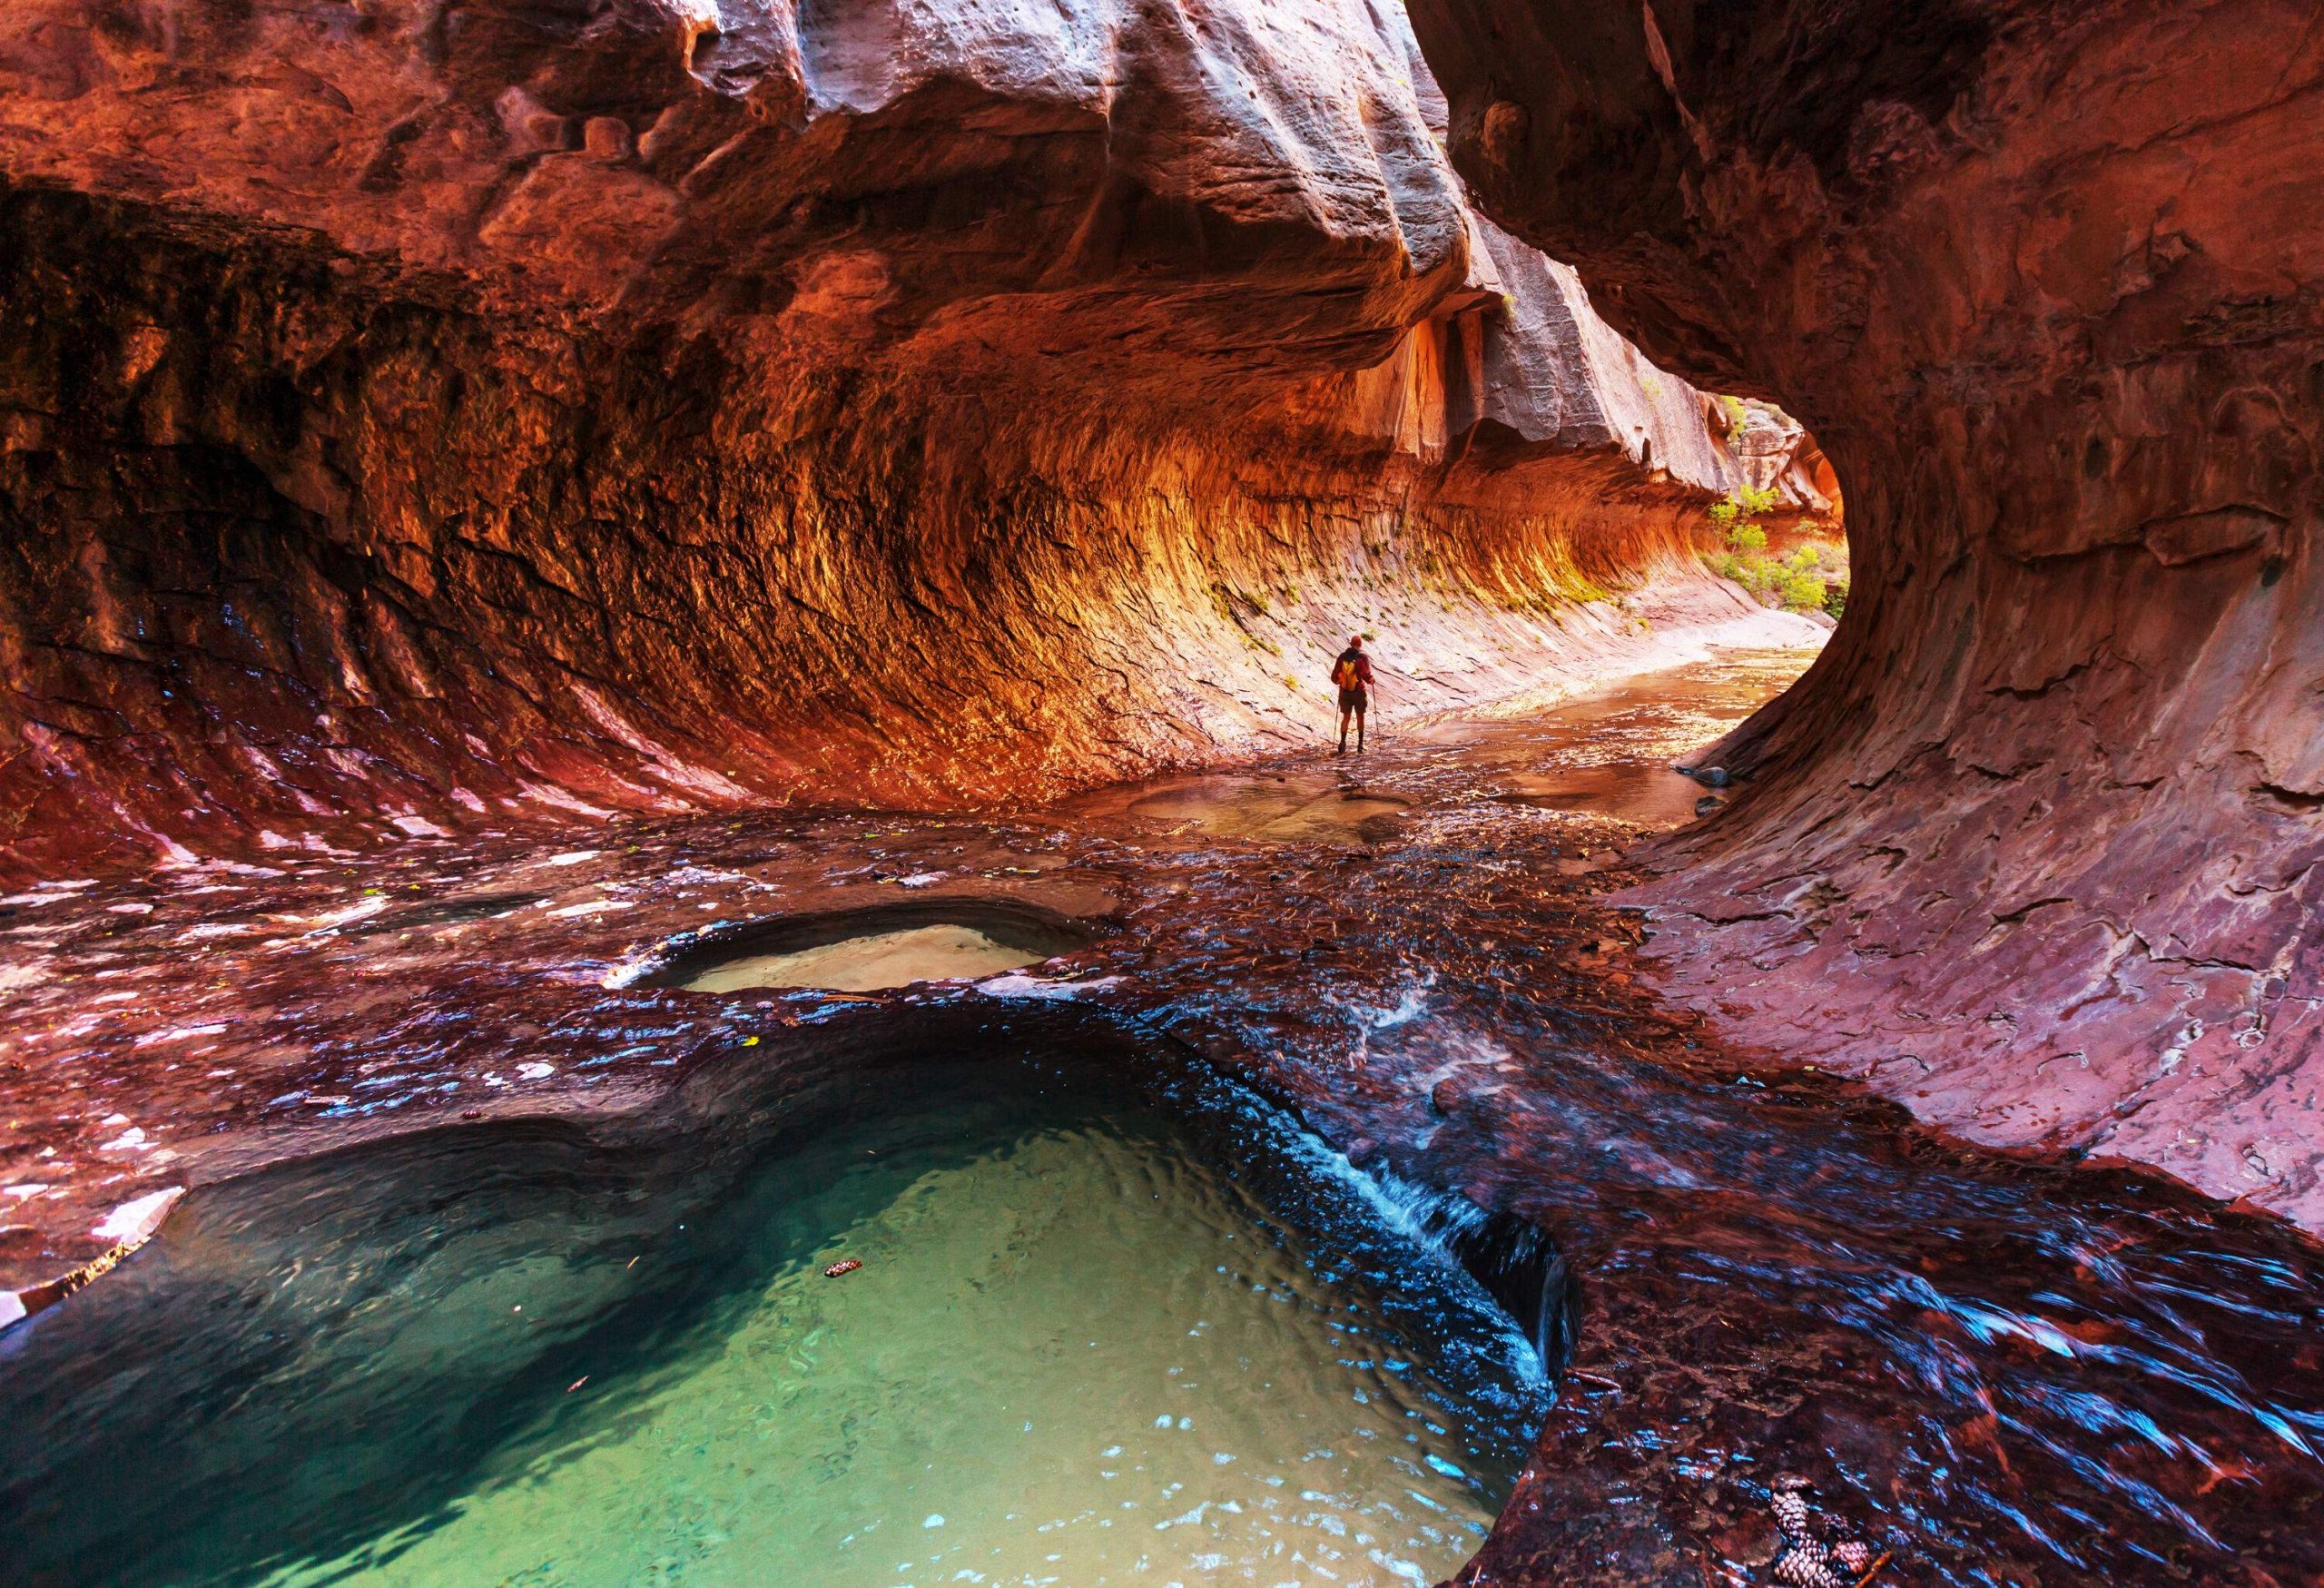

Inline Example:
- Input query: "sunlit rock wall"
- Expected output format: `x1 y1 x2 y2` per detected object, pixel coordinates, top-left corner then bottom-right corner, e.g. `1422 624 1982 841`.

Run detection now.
0 1 1796 878
1409 0 2324 1229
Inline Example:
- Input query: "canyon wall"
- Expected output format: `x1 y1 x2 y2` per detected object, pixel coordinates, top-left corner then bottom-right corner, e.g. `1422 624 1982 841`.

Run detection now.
1407 0 2324 1228
0 0 1797 881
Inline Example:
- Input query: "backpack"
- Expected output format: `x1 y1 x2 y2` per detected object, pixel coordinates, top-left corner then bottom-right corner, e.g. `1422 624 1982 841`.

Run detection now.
1331 655 1362 689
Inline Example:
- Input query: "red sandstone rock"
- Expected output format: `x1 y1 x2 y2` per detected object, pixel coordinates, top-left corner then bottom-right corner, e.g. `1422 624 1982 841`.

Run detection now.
0 0 1797 882
1406 0 2324 1229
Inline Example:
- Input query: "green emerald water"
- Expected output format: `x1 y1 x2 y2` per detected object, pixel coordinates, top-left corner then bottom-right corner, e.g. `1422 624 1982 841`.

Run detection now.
1 1047 1546 1588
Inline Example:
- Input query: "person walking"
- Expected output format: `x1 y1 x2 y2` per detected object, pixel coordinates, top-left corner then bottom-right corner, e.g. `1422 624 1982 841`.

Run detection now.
1329 635 1375 755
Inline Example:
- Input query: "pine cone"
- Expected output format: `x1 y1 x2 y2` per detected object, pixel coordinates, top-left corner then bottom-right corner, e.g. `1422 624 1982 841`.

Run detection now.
1773 1541 1851 1588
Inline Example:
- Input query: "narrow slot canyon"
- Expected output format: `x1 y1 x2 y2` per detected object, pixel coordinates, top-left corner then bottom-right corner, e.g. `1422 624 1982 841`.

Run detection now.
0 3 2319 1586
1407 0 2324 1228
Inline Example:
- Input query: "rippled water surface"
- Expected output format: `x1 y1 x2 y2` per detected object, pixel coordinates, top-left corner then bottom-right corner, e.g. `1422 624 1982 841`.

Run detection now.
1 1051 1545 1588
1124 780 1413 845
5 646 2321 1585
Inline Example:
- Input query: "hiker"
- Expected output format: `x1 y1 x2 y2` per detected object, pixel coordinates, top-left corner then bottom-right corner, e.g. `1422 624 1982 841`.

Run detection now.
1328 635 1374 755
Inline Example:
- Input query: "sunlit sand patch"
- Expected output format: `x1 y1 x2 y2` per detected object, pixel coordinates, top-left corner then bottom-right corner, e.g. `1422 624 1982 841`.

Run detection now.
682 922 1047 992
645 901 1107 995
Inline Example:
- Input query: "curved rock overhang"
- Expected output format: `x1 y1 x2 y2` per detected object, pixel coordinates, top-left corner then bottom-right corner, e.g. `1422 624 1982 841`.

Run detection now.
1406 0 2324 1228
0 0 1810 879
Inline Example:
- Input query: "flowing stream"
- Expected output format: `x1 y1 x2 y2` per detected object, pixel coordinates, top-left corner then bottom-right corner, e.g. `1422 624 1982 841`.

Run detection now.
2 647 2319 1585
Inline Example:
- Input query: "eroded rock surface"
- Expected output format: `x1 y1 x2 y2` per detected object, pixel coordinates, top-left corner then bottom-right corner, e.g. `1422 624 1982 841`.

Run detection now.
2 654 2318 1588
1409 0 2324 1229
0 0 1801 882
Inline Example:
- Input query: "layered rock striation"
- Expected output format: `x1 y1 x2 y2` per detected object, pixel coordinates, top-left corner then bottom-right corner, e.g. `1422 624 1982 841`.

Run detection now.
0 0 1802 880
1409 0 2324 1228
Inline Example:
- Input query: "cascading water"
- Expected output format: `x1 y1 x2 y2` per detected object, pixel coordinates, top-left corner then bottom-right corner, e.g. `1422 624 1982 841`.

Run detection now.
8 653 2319 1585
0 1029 1551 1588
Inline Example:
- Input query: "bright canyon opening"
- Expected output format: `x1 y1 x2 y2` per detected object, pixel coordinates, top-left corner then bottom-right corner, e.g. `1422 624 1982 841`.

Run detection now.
0 3 2319 1587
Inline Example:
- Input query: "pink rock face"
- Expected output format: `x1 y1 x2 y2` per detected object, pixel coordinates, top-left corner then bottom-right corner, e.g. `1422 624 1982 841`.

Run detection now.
1406 0 2324 1228
0 1 1797 881
0 0 1475 347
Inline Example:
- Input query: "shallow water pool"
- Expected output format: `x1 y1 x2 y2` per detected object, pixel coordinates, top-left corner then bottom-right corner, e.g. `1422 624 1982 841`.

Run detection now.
1123 779 1411 844
2 1034 1546 1588
679 922 1045 991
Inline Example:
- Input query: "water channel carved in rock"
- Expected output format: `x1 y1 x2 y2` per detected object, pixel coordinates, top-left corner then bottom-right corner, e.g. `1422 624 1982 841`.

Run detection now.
1 1 2320 1585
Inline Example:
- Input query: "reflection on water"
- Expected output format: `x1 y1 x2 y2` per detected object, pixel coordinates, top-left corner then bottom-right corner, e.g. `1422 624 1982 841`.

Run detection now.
681 922 1043 991
1434 647 1813 826
1125 781 1413 845
0 1043 1545 1588
1083 649 1813 841
9 646 2323 1585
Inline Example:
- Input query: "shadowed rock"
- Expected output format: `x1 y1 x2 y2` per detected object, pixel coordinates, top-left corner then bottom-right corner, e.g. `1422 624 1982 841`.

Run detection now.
1403 0 2324 1224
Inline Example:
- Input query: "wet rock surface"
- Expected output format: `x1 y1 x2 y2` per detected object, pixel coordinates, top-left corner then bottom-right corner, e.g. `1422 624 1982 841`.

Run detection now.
4 653 2319 1585
3 0 2321 1578
1406 0 2324 1229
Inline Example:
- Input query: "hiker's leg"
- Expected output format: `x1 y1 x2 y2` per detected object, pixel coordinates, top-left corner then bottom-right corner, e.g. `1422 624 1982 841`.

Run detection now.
1336 707 1349 753
1356 705 1365 752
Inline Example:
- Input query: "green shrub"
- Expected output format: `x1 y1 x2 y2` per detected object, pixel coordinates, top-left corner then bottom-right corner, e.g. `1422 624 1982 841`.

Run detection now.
1777 567 1827 611
1700 481 1850 617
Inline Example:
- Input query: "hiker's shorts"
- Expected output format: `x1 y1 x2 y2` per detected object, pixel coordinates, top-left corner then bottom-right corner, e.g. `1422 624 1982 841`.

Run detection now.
1337 687 1368 714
